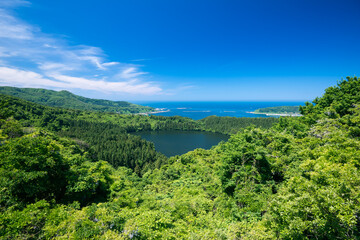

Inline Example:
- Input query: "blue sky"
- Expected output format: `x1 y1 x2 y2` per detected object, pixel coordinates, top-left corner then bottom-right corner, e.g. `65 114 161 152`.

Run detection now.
0 0 359 101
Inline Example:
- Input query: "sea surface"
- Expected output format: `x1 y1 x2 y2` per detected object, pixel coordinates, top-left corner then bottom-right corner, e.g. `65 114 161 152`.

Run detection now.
132 130 229 157
134 101 306 120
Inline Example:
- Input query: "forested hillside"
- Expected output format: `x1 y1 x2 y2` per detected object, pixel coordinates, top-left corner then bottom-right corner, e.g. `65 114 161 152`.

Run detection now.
1 77 360 239
0 86 154 113
201 115 278 134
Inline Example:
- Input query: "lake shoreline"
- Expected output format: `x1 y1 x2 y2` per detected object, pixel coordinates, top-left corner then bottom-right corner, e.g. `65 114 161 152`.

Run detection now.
132 130 229 157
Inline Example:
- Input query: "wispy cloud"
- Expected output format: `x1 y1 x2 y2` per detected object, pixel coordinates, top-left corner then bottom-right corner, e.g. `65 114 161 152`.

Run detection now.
164 84 196 96
0 0 30 8
0 9 34 40
131 58 152 62
0 67 161 94
118 67 148 79
130 57 165 62
0 2 163 96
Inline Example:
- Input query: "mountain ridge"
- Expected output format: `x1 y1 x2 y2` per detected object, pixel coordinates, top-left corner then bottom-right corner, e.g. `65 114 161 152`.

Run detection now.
0 86 153 114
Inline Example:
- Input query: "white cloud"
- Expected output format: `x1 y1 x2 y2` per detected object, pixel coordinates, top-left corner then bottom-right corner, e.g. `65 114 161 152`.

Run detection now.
79 56 106 70
0 67 62 88
0 2 163 96
0 0 30 8
50 73 161 94
38 62 75 72
0 67 162 94
131 58 151 62
102 62 119 67
118 67 148 79
0 9 34 40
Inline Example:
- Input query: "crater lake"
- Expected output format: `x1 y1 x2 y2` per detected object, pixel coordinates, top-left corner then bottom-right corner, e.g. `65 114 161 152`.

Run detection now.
132 130 229 157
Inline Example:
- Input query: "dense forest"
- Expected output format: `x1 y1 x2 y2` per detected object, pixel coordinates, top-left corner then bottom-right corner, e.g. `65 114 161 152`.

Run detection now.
0 86 154 114
254 105 300 114
200 115 277 134
1 77 360 239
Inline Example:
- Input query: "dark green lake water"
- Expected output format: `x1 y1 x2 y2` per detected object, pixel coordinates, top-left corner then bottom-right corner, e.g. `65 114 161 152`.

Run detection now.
132 130 229 157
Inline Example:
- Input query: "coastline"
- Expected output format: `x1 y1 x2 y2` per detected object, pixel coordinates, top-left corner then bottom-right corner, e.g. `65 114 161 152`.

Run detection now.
136 108 170 116
131 101 306 119
247 111 302 117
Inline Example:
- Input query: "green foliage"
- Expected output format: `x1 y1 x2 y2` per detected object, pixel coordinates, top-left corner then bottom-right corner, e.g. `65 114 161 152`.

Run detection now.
0 131 70 207
65 161 114 205
0 121 116 209
0 200 51 239
272 116 310 138
0 118 24 139
300 76 360 118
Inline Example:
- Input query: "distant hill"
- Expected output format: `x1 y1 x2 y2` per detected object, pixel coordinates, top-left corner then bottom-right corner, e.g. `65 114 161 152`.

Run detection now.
0 86 153 114
253 105 301 115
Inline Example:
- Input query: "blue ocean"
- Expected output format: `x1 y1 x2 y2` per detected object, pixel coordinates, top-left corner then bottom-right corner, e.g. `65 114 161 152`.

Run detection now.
134 101 307 120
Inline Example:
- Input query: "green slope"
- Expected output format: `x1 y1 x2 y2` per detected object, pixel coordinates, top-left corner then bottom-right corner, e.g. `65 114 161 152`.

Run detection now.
0 86 153 113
